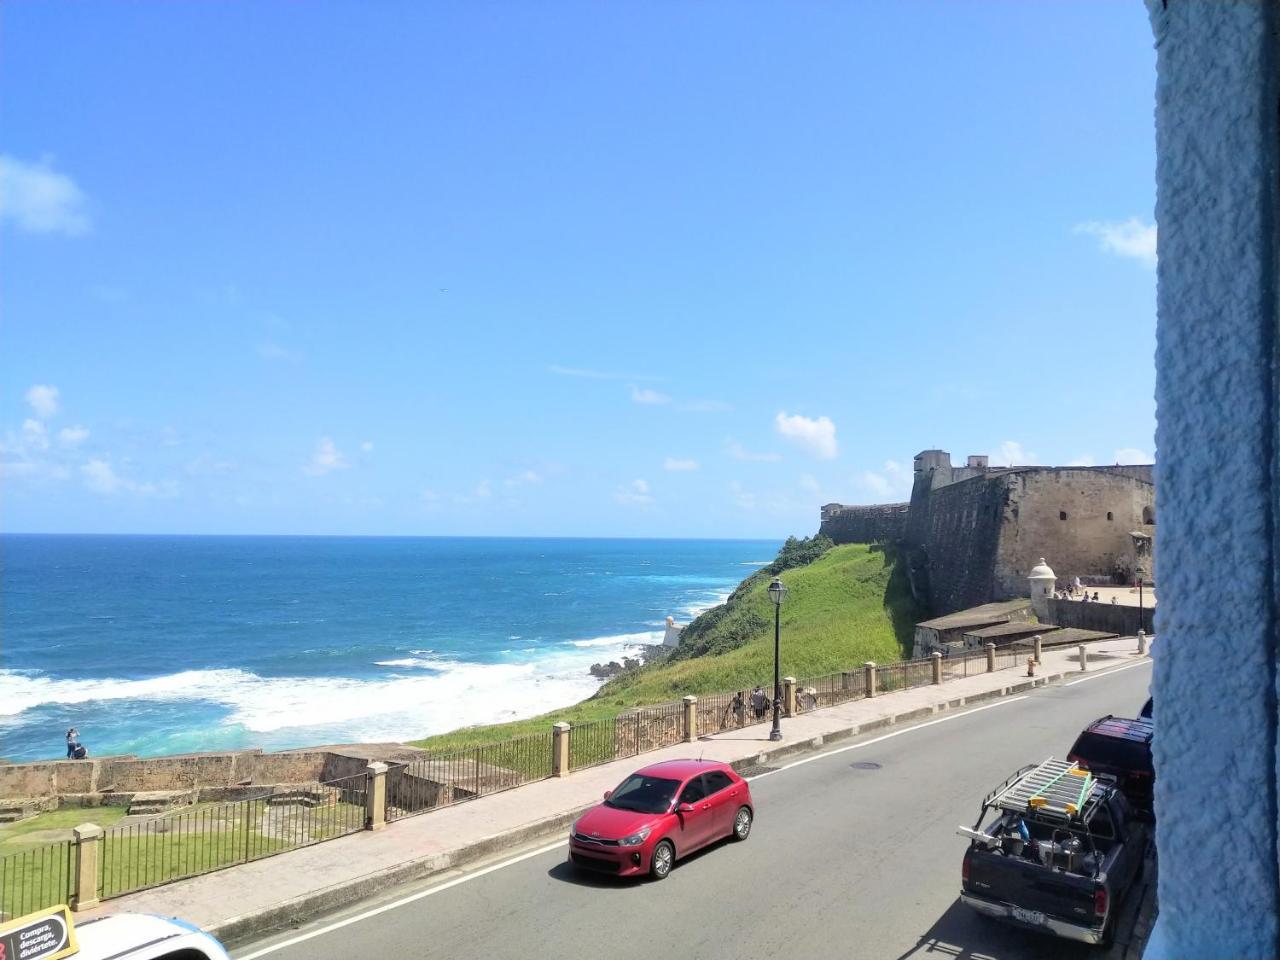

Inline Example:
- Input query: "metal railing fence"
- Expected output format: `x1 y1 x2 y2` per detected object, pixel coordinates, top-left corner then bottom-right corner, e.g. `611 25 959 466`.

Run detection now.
568 719 616 772
386 730 553 820
612 701 684 760
98 771 368 900
0 839 72 919
875 657 935 693
793 669 866 710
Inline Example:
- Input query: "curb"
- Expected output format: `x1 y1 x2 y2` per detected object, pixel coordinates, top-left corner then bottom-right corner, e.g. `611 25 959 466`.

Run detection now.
209 667 1080 948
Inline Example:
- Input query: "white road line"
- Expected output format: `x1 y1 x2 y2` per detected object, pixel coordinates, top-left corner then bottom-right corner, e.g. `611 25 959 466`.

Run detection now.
236 839 568 960
235 678 1123 958
743 696 1029 781
1063 659 1152 686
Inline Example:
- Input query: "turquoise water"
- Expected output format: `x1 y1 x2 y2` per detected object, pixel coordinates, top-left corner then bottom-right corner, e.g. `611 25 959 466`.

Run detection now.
0 535 777 762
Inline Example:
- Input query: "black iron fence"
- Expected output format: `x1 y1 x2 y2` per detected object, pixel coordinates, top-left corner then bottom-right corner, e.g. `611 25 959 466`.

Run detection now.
793 669 866 710
875 657 935 693
694 685 775 737
612 701 684 760
0 839 72 919
98 771 368 899
387 730 554 821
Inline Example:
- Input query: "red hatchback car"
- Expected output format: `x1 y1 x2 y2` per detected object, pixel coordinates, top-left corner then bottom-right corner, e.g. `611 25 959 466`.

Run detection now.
568 759 754 879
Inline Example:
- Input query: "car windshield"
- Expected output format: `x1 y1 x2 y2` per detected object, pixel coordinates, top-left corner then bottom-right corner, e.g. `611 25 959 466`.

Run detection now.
605 775 681 814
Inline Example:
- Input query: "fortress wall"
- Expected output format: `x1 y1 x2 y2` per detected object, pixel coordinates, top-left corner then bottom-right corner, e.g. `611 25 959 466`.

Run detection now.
818 503 909 544
992 470 1156 598
1042 597 1154 636
913 477 1008 615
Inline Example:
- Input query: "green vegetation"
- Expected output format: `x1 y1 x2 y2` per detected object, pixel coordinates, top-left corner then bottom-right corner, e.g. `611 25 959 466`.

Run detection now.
411 542 924 752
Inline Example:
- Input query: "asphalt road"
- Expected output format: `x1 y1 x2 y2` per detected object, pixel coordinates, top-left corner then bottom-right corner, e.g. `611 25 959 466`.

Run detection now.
239 661 1153 960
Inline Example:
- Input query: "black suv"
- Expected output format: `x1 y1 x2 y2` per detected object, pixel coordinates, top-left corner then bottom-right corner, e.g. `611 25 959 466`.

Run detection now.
1067 716 1155 819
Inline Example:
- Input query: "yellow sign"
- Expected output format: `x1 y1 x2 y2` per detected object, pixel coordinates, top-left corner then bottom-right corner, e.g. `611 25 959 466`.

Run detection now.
0 906 78 960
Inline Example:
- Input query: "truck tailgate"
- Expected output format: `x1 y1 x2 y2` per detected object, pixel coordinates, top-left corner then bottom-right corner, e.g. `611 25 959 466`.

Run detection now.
966 849 1096 924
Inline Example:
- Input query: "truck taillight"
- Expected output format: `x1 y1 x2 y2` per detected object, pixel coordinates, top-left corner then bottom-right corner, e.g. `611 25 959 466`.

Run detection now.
1094 886 1108 917
1068 754 1087 770
962 848 971 884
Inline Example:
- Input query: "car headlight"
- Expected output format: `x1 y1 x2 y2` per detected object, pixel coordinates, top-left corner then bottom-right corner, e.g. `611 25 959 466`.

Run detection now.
618 827 652 847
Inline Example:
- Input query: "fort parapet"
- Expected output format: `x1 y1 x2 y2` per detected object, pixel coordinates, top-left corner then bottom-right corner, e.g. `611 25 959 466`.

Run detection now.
821 449 1156 616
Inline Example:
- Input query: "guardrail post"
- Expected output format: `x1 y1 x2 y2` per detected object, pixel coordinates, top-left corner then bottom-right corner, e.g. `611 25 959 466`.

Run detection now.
1078 644 1088 672
682 696 697 743
1137 629 1147 655
985 642 996 673
863 661 877 698
70 823 102 911
1033 635 1043 664
782 677 796 717
365 762 388 831
552 722 571 777
930 652 942 685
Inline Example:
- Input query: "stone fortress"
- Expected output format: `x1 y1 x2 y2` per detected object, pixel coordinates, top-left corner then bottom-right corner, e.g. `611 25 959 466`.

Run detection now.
820 449 1156 617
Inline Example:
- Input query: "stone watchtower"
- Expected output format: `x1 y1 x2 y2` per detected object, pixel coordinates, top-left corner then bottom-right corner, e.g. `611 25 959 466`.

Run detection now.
1029 558 1057 618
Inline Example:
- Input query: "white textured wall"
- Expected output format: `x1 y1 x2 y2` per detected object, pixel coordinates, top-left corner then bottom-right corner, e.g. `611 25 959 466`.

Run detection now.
1145 1 1278 957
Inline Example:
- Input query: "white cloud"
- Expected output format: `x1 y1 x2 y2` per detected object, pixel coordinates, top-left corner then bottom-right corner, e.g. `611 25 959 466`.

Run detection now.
0 156 90 236
1075 218 1157 268
726 439 781 462
361 441 374 453
25 384 59 419
81 459 122 494
775 412 838 460
79 458 176 497
614 478 653 506
630 385 671 405
730 481 757 511
302 437 350 476
505 469 542 487
21 419 49 451
57 425 90 447
1067 455 1096 467
663 457 699 472
999 441 1038 466
859 460 911 499
1115 447 1154 464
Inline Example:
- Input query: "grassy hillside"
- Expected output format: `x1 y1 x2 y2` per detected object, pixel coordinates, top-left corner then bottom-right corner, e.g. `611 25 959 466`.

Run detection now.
410 542 923 751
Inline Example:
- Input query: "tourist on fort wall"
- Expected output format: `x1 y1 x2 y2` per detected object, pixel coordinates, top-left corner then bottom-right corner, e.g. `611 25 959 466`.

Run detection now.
65 727 86 759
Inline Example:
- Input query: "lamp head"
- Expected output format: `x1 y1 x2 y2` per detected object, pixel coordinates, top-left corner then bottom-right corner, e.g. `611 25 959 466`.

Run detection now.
767 577 787 606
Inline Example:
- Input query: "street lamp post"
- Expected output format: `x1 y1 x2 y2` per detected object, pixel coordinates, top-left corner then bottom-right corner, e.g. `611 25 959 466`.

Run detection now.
768 576 787 742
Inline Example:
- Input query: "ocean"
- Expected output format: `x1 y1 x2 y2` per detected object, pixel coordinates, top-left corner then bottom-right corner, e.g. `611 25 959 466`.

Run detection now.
0 535 777 763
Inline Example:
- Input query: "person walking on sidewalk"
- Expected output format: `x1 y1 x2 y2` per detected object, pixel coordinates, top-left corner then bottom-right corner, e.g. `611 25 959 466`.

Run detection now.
749 686 769 721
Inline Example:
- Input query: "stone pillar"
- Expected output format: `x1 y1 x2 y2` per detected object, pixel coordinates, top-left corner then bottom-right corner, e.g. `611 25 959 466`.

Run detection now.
930 652 942 685
1033 635 1043 665
863 661 877 698
1137 629 1147 656
365 762 388 831
682 696 697 743
985 643 996 673
70 823 102 911
1144 4 1280 955
782 678 796 717
1078 644 1087 673
840 671 853 693
552 722 571 778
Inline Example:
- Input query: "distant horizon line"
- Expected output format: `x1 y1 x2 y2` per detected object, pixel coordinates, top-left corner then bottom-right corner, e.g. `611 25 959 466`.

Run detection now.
0 531 790 542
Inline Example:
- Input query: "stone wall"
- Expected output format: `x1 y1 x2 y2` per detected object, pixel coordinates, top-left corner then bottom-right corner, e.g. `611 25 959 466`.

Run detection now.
1040 598 1154 637
818 502 909 544
906 475 1009 614
992 469 1156 598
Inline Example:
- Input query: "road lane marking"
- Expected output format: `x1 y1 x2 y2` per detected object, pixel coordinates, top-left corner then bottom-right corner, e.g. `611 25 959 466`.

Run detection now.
236 839 569 960
1063 659 1152 686
237 667 1148 958
744 696 1029 781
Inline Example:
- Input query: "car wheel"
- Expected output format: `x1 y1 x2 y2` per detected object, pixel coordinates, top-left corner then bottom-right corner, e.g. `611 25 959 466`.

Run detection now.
649 840 675 880
732 806 752 841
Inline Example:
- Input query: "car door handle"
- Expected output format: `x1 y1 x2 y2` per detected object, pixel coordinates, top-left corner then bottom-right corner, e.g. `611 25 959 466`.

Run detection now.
701 804 711 810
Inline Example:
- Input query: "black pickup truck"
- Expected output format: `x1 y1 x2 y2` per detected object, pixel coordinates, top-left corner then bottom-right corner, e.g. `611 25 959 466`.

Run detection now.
959 759 1149 946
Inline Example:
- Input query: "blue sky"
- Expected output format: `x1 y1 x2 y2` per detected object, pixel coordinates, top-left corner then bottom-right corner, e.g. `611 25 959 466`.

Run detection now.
1 2 1157 538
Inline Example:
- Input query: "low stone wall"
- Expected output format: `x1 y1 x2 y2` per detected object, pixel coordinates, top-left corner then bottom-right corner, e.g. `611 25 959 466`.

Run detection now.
819 502 910 544
1041 597 1154 636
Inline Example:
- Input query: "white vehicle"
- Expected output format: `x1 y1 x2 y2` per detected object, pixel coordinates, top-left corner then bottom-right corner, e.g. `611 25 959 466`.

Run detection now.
73 914 230 960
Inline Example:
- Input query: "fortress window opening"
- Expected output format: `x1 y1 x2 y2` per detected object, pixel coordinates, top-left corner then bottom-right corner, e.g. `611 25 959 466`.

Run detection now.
1142 506 1155 525
1107 511 1114 521
1059 511 1068 521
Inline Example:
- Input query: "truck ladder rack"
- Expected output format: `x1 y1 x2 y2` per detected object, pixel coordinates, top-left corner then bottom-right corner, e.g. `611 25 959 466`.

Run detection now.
990 758 1096 820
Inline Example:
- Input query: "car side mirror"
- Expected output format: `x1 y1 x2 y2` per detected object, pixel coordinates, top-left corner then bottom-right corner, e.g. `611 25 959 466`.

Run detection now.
677 803 695 814
602 790 612 801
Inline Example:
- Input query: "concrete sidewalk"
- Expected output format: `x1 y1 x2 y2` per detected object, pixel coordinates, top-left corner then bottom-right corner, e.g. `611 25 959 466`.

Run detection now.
78 638 1151 945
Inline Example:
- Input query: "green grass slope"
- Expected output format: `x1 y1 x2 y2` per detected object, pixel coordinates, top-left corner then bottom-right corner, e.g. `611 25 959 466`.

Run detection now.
410 543 923 752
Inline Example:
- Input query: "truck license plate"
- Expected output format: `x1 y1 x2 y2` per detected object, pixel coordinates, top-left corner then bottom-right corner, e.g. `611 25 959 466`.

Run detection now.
1011 906 1046 926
